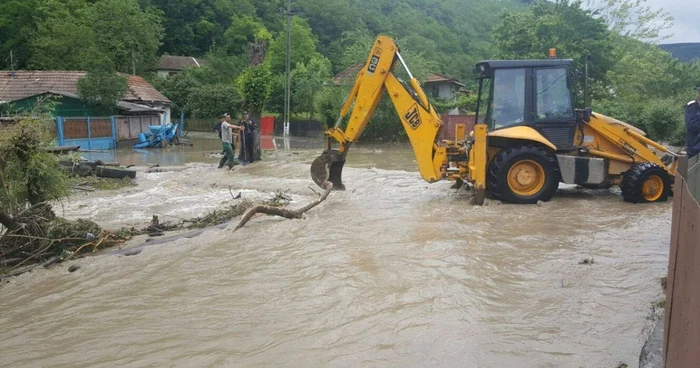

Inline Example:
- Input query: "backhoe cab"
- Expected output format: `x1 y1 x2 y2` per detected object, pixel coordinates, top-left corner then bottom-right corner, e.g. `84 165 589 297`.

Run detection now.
311 35 678 204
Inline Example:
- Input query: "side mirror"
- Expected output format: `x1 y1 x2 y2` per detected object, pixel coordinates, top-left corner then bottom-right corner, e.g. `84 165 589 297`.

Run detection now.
582 107 592 123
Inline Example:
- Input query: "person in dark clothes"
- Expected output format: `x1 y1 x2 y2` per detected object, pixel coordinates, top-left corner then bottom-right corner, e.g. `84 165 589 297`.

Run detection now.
238 111 256 165
685 86 700 158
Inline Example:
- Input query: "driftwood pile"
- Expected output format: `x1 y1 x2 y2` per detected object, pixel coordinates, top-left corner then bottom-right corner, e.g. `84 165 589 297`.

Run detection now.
1 182 333 278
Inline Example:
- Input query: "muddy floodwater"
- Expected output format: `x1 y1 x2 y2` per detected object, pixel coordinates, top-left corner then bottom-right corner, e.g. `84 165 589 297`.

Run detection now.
0 134 669 367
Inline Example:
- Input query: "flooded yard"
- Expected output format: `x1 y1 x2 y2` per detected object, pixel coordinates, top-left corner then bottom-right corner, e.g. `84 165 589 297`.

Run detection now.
0 134 669 367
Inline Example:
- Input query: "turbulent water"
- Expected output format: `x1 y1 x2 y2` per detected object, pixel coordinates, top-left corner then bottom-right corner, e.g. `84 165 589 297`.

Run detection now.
0 136 669 367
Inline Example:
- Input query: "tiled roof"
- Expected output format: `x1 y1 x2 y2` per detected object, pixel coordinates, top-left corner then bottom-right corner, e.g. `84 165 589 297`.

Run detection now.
332 63 364 85
157 55 206 71
0 71 170 104
124 75 170 104
424 73 465 87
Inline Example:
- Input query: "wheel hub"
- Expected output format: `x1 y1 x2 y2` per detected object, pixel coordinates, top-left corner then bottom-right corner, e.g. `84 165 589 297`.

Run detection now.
507 160 546 196
642 175 663 201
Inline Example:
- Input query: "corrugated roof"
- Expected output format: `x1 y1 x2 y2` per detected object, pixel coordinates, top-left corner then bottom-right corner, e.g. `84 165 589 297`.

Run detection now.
0 71 170 104
157 55 206 71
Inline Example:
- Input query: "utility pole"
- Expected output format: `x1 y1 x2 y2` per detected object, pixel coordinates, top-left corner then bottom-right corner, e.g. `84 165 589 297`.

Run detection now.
9 51 15 79
132 51 136 75
584 54 590 108
283 0 292 137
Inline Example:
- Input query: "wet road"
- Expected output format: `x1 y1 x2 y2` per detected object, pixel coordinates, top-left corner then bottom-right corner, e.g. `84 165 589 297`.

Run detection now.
0 135 669 367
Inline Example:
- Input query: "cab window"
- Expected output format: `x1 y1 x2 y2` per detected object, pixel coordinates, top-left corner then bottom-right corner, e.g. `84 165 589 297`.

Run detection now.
490 68 526 130
536 68 574 121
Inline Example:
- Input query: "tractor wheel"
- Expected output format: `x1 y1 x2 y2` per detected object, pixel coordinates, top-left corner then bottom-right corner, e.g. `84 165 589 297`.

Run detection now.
487 145 560 204
620 163 671 203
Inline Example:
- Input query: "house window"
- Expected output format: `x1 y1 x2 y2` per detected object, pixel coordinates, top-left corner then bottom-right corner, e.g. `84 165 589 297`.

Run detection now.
432 85 440 99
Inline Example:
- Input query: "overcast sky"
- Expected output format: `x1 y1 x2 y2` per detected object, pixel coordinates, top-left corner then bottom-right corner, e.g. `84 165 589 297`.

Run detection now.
651 0 700 43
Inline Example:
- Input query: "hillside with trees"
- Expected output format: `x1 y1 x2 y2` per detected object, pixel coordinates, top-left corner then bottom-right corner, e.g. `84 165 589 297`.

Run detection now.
659 43 700 62
1 0 699 143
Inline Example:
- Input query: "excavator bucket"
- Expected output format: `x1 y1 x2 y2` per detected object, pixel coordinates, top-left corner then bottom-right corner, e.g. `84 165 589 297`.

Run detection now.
310 150 346 190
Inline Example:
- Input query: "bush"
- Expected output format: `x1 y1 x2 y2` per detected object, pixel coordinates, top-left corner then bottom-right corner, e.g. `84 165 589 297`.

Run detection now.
641 101 684 142
0 118 69 216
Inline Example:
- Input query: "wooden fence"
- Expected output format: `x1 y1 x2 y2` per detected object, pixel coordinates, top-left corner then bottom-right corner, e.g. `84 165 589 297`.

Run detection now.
664 154 700 367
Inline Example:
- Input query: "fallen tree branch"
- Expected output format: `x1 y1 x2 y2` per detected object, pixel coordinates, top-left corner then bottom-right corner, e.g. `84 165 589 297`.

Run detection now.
234 181 332 231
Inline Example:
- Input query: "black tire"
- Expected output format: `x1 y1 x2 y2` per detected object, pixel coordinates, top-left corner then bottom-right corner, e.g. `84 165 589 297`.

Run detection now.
620 163 671 203
487 145 560 204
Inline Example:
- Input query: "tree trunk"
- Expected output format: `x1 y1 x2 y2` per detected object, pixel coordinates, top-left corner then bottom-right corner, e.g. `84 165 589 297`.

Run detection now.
0 211 15 229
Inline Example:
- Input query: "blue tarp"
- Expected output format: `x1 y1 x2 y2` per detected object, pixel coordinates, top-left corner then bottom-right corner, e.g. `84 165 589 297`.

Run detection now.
133 123 180 149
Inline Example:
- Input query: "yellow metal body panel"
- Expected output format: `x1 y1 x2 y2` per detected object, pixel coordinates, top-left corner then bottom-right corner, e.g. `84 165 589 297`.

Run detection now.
468 124 487 190
455 124 466 141
487 126 557 151
384 73 444 182
582 113 676 176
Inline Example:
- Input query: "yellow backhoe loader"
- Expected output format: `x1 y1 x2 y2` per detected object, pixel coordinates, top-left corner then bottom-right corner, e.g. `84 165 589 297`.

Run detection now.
310 35 678 204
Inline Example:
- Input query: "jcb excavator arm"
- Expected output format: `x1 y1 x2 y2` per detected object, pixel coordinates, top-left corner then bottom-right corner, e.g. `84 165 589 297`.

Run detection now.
310 36 449 189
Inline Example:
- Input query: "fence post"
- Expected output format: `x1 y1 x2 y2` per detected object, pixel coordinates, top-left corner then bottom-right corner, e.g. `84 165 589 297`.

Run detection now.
111 116 117 149
86 116 92 150
56 117 64 146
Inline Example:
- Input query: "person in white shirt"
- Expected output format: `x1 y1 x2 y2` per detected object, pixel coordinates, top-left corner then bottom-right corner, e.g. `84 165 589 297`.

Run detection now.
218 113 244 169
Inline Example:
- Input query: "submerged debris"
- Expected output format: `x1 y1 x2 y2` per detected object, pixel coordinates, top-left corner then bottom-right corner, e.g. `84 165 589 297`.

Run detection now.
184 200 255 229
0 203 125 278
68 175 136 191
578 258 595 265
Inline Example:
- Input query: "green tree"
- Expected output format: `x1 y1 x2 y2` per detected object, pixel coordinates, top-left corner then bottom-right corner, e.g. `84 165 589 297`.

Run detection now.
88 0 164 73
30 0 163 73
314 86 346 128
494 0 615 104
291 56 332 117
186 84 243 118
266 17 323 74
237 64 273 116
0 0 42 69
76 59 129 114
29 11 99 70
150 69 203 115
584 0 673 42
222 16 267 55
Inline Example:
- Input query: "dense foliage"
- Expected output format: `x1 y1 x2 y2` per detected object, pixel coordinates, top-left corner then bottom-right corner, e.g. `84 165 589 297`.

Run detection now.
77 59 129 114
0 118 69 225
1 0 698 142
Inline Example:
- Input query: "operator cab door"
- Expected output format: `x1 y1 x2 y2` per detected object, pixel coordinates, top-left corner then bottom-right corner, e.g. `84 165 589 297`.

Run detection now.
530 67 576 151
486 66 576 151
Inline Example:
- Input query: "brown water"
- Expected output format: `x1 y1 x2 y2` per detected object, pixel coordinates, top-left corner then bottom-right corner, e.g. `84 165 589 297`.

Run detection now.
0 136 670 368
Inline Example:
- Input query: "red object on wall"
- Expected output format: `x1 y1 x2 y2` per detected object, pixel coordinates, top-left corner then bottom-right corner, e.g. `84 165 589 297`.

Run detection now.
438 115 476 140
260 116 274 136
259 116 275 150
